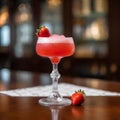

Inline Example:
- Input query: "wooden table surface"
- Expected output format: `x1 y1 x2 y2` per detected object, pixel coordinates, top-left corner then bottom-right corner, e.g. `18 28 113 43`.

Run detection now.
0 69 120 120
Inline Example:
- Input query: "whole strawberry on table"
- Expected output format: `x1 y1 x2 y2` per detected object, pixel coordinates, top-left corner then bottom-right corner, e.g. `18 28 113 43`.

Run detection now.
71 89 86 106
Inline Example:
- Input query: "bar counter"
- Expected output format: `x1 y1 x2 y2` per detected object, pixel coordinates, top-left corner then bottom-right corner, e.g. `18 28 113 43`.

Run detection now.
0 69 120 120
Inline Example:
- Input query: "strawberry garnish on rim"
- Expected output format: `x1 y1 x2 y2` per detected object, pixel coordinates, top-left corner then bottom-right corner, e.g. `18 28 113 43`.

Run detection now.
36 26 51 37
71 89 86 106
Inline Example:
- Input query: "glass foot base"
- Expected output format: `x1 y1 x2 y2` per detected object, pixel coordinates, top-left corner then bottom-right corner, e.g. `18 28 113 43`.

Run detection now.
39 97 71 106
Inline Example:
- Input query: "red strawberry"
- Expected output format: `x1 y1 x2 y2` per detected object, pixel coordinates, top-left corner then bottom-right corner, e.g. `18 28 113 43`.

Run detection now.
71 89 85 105
36 26 51 37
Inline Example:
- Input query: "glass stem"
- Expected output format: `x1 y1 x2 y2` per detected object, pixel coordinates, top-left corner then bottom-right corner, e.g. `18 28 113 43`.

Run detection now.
50 64 60 94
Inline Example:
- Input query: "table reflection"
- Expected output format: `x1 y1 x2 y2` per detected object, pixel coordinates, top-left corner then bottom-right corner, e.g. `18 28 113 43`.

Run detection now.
49 106 62 120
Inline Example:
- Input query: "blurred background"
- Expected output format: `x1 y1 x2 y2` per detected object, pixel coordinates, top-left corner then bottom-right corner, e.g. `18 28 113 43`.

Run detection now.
0 0 120 81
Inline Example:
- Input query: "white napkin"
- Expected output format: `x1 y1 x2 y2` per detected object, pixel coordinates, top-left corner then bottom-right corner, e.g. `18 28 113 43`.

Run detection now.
0 83 120 97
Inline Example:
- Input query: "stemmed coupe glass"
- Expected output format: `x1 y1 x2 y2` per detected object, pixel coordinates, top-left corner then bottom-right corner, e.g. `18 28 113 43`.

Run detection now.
36 34 75 106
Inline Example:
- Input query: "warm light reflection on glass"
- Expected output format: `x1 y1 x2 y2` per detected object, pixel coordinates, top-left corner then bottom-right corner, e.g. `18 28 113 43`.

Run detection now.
100 64 107 75
90 80 99 88
0 6 9 26
15 3 32 23
91 23 100 39
84 18 108 40
91 64 99 74
94 0 108 13
110 64 117 73
47 0 62 7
